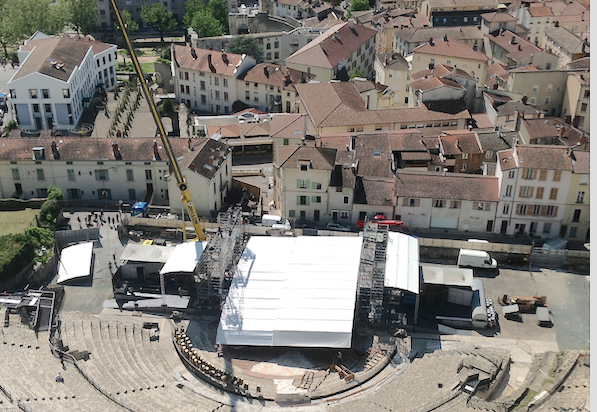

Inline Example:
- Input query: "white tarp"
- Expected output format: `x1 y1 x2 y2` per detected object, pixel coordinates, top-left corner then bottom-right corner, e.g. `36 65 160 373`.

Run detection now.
119 243 173 263
159 241 205 275
57 242 94 284
216 236 363 348
384 232 420 294
421 265 474 287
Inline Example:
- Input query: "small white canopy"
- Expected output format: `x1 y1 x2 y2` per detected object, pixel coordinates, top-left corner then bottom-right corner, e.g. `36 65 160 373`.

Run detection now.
119 243 173 263
216 236 363 348
57 242 94 284
384 232 420 294
421 265 474 288
159 241 205 275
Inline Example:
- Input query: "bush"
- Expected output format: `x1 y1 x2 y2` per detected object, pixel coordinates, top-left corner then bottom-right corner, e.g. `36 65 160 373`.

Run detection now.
159 98 174 115
0 233 35 281
25 227 54 250
156 57 170 64
116 62 134 72
3 119 17 135
36 186 63 230
160 47 171 60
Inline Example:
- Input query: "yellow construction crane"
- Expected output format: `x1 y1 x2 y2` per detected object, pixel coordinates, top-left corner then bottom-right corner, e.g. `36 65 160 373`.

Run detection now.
110 0 205 241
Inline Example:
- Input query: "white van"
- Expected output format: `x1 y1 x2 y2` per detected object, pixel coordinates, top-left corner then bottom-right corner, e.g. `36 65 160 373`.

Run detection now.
261 214 291 230
457 249 498 269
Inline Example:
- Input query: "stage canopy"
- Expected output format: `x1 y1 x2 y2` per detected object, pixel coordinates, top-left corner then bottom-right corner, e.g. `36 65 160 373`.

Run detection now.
385 232 420 294
57 242 94 284
216 236 363 348
159 241 205 275
119 243 173 263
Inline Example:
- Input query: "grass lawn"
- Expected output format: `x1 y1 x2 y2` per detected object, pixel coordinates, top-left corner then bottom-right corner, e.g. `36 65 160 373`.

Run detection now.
141 62 155 73
0 208 38 236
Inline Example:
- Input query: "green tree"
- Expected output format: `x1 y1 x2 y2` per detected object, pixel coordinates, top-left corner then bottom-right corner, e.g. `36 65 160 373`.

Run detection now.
190 10 224 38
141 3 176 43
347 0 370 18
349 67 365 78
184 0 207 28
208 0 229 32
64 0 97 35
36 186 63 230
115 10 139 34
225 36 264 63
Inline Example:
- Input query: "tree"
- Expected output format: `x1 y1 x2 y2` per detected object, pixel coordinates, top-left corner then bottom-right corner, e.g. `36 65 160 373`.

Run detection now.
36 186 63 230
190 10 224 38
64 0 97 35
208 0 229 32
349 67 365 78
141 3 176 43
115 10 139 34
184 0 207 28
225 36 264 63
347 0 370 18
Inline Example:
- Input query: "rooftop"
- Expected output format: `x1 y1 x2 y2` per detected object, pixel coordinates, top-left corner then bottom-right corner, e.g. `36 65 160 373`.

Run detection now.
409 76 464 92
527 5 553 17
425 0 499 9
376 53 410 71
394 171 500 201
270 114 307 139
498 145 574 171
411 64 475 80
394 26 484 44
286 22 377 69
522 117 584 145
412 36 490 61
488 30 542 62
275 145 337 170
173 138 230 180
439 130 482 155
173 45 245 76
481 12 518 22
239 63 314 92
544 27 586 54
571 150 589 174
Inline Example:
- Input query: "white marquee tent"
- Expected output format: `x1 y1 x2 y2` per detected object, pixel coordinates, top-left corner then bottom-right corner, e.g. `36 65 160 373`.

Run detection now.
216 236 363 348
57 242 94 284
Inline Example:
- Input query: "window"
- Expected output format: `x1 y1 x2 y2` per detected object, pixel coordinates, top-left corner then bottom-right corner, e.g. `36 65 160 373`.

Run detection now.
549 188 558 199
184 72 189 80
45 104 52 113
245 91 250 100
36 169 45 180
581 103 587 112
42 89 50 98
505 185 512 197
33 104 39 113
215 91 220 100
180 85 185 93
340 211 349 219
572 209 581 222
95 169 109 180
299 179 307 189
475 202 490 211
300 165 308 171
266 43 271 50
579 175 588 185
200 81 205 90
569 226 578 237
520 186 532 198
373 150 382 158
11 169 19 180
535 187 544 199
553 170 561 181
547 84 553 92
201 95 207 104
508 170 515 179
266 52 272 60
315 183 322 190
342 196 350 205
126 169 134 181
224 92 228 101
289 210 295 218
9 89 16 98
502 204 509 214
299 196 307 205
518 204 527 215
274 52 279 60
576 191 585 203
274 41 279 48
583 90 589 99
254 92 259 102
543 222 551 234
544 97 551 104
406 198 420 207
314 196 321 203
128 189 136 200
98 188 111 200
63 89 70 98
434 199 444 208
533 205 541 215
539 170 547 181
283 138 289 145
450 201 460 209
461 164 467 171
223 78 228 87
145 170 152 180
185 86 189 94
462 153 469 159
485 151 493 159
30 89 37 99
524 168 534 179
67 169 75 181
530 97 536 105
532 85 538 93
37 188 48 197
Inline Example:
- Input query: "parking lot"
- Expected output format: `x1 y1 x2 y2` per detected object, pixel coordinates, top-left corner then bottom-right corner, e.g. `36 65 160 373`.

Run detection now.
421 259 590 351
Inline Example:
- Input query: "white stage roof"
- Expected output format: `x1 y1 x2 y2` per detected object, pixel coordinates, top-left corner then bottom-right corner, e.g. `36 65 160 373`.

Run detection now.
57 242 94 284
385 232 420 294
119 243 173 263
159 241 205 275
216 236 363 348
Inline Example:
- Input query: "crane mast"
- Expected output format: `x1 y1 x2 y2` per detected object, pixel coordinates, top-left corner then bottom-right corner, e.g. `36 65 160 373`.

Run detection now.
110 0 205 241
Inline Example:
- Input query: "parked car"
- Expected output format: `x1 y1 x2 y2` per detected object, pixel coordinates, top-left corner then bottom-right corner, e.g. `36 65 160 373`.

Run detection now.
238 112 258 123
326 222 350 232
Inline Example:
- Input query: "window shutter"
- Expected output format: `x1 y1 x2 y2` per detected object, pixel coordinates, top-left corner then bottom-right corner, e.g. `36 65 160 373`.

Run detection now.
312 196 317 202
540 205 547 216
415 199 420 207
306 196 310 205
536 187 544 199
516 204 521 215
311 182 317 189
296 179 300 188
402 198 409 206
519 186 524 197
473 202 479 210
532 169 538 179
306 180 310 189
554 206 559 216
527 205 533 215
529 187 534 198
296 195 300 205
486 203 491 211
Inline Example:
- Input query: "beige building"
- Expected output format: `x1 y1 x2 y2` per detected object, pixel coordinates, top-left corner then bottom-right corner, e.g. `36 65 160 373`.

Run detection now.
513 3 554 47
485 30 559 70
543 27 589 69
420 0 499 27
480 11 518 35
374 53 411 107
503 68 568 117
411 36 490 85
285 22 377 82
562 60 590 131
561 150 589 241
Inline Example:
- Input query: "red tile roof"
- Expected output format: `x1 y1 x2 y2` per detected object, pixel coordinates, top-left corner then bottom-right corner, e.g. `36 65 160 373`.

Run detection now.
239 63 314 92
528 6 553 17
498 145 573 171
412 37 489 61
411 64 474 80
481 12 518 22
394 171 499 201
179 138 231 179
270 114 307 139
572 150 589 174
439 131 482 155
488 31 542 62
173 45 245 76
409 76 464 92
286 22 377 69
276 145 336 169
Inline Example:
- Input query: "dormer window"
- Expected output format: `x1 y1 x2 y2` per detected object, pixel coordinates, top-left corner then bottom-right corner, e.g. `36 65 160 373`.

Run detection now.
373 150 382 158
300 164 308 171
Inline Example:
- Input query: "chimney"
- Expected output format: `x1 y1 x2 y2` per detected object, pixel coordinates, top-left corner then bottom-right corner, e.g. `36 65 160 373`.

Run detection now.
385 57 388 65
429 37 434 45
443 34 448 41
500 28 505 36
51 141 60 160
521 95 528 104
112 142 122 160
349 21 356 34
222 50 229 64
264 65 269 78
190 48 197 60
518 44 522 51
153 141 161 161
510 36 517 45
208 54 216 72
188 138 194 151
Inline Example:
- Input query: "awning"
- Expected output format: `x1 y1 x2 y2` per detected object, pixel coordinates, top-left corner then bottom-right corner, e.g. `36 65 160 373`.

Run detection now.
119 243 173 263
57 242 94 284
384 232 420 294
159 241 205 275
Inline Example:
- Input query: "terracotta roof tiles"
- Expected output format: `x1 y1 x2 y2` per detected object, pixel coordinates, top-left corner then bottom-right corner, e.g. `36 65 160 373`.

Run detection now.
173 45 245 76
413 36 489 61
394 171 499 201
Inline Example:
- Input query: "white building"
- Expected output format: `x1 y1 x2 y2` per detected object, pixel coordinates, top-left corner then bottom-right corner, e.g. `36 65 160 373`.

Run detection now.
9 34 116 130
495 145 572 238
172 45 256 115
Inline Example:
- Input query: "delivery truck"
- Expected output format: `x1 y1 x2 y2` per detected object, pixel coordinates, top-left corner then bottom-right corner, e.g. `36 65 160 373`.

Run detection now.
261 214 291 230
457 249 498 269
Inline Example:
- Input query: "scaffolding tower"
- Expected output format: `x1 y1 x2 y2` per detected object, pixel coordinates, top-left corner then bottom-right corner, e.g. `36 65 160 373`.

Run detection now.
356 221 389 322
194 207 247 307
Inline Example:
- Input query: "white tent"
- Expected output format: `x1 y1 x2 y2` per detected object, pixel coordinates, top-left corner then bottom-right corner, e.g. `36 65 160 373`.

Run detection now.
119 243 173 263
159 241 205 275
216 236 363 348
384 232 420 294
57 242 94 284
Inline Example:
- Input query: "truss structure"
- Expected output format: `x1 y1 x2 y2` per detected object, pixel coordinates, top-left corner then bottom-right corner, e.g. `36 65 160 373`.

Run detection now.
356 221 389 322
194 207 247 307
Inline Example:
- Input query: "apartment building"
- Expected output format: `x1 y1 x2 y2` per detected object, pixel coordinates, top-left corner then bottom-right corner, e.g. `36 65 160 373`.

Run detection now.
503 68 567 117
486 30 559 69
513 3 554 47
285 22 377 82
561 60 590 131
393 26 484 56
172 45 256 115
561 150 589 241
9 34 117 130
495 145 573 238
543 27 589 69
420 0 499 27
374 53 411 107
480 11 518 35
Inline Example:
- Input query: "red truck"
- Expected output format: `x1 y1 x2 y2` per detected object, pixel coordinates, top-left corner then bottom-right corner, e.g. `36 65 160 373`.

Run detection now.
357 214 405 230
